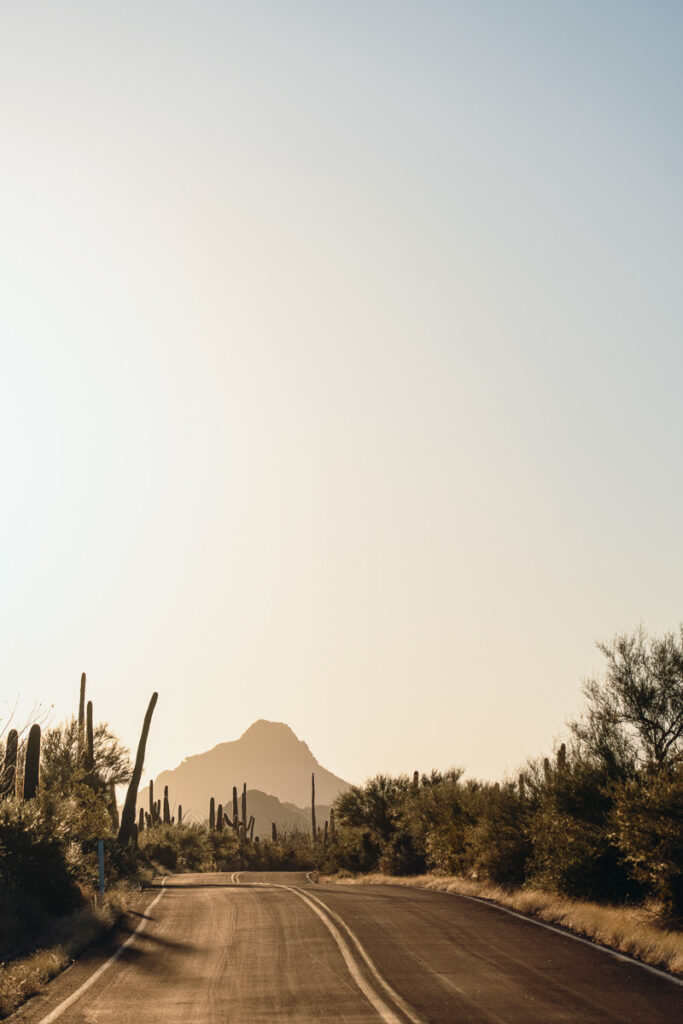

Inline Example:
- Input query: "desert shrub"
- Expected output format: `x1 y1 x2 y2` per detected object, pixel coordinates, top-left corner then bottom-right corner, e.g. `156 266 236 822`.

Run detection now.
0 800 81 917
612 767 683 918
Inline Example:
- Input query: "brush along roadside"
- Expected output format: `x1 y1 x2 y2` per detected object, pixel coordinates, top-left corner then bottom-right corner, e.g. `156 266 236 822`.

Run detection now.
0 887 139 1020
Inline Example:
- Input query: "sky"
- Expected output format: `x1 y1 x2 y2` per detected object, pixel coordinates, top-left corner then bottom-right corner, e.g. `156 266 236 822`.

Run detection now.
1 1 682 789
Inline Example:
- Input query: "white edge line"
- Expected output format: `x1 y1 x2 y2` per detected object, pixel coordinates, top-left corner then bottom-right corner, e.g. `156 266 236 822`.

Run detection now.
362 881 683 990
36 878 168 1024
277 884 406 1024
300 887 426 1024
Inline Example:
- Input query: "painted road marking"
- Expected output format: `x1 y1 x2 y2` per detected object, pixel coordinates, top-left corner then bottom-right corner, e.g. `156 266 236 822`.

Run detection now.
296 886 426 1024
416 886 683 990
36 878 168 1024
246 881 426 1024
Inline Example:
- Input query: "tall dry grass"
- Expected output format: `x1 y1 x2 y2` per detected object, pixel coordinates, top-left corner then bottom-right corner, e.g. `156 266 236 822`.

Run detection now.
325 872 683 976
0 890 130 1019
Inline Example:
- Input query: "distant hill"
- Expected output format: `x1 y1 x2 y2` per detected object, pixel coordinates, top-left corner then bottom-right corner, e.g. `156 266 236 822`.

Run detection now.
138 719 350 822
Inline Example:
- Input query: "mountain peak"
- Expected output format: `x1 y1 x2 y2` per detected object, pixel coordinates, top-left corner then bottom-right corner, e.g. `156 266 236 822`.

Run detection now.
240 719 298 740
140 719 350 818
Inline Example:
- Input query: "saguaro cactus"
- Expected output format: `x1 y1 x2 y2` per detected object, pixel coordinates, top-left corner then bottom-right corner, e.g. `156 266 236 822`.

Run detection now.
163 785 171 824
543 756 551 783
178 804 183 827
232 786 239 829
271 821 277 842
118 692 159 845
412 770 419 792
241 784 247 833
216 803 223 831
85 700 95 775
78 672 86 762
209 797 216 830
557 743 567 772
23 724 41 799
1 728 18 799
149 779 155 822
248 815 255 842
138 807 145 832
311 772 316 845
329 807 335 838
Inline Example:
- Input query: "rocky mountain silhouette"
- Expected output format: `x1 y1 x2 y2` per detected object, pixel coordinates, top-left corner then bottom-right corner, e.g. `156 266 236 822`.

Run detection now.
138 719 350 822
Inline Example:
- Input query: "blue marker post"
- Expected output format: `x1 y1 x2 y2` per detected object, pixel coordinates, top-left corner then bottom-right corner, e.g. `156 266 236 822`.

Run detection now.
98 839 105 897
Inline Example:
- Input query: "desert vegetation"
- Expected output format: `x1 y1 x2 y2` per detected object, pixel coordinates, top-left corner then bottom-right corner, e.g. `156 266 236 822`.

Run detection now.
318 626 683 973
1 624 681 1011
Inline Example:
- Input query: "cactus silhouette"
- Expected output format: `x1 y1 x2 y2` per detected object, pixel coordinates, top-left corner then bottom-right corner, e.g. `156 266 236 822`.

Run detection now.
311 772 316 844
209 796 216 830
329 807 336 838
178 804 183 827
23 724 41 799
1 728 18 799
217 803 223 831
85 700 95 775
138 807 145 832
543 756 551 783
271 821 277 842
232 786 239 829
248 815 255 842
163 785 171 824
118 692 158 844
78 672 86 763
557 743 567 771
149 779 155 822
241 784 247 833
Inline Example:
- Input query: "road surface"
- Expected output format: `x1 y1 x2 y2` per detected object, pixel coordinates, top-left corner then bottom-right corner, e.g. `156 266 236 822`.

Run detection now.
9 871 683 1023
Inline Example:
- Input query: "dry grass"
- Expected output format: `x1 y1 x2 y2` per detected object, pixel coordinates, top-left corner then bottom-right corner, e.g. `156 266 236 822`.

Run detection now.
0 890 130 1019
323 872 683 977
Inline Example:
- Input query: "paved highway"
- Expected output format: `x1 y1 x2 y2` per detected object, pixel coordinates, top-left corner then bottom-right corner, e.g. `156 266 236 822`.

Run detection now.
9 872 682 1023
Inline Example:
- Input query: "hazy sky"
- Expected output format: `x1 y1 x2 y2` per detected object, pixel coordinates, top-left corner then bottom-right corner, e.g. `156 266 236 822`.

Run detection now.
1 2 681 788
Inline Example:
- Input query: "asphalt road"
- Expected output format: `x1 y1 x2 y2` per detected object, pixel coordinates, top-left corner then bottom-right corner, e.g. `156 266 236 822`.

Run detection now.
9 872 683 1023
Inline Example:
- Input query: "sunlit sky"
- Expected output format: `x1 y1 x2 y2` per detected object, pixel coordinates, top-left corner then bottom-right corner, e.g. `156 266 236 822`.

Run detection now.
1 2 682 788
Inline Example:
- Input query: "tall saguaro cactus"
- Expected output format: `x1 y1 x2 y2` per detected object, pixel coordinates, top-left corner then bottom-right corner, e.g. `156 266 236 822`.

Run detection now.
1 729 18 799
149 780 155 822
118 692 158 845
78 672 86 762
85 700 95 774
178 804 183 827
163 785 171 824
232 786 239 829
23 725 41 799
311 772 316 845
329 807 336 838
209 797 216 830
241 783 247 834
217 803 223 831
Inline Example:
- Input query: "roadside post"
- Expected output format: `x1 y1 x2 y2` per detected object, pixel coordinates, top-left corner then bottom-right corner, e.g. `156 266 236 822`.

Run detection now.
98 839 105 896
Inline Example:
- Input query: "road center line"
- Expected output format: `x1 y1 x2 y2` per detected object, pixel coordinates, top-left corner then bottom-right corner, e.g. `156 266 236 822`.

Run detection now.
36 878 168 1024
271 883 426 1024
294 887 426 1024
